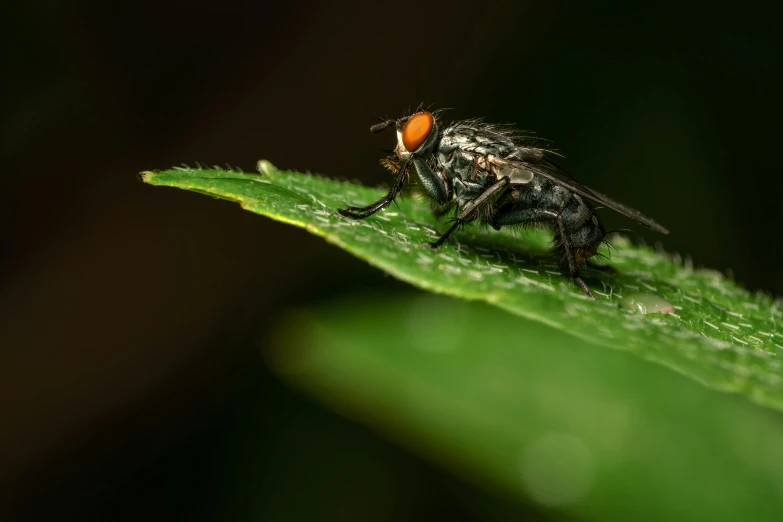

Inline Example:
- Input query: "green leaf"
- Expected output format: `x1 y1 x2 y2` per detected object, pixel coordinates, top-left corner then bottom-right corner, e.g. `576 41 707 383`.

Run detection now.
268 293 783 522
139 161 783 411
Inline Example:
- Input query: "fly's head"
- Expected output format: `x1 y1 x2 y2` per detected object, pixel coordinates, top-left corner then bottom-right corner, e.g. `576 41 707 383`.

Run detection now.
371 111 440 162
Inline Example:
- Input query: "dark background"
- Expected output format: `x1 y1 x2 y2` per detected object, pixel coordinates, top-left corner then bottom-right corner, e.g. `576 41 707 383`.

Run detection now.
2 1 781 520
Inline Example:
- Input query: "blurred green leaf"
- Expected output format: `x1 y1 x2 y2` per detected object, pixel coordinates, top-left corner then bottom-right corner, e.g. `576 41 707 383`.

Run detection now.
268 293 783 522
140 162 783 411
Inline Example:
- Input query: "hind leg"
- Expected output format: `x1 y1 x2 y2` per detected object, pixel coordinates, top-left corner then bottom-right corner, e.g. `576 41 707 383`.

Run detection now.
555 218 595 298
493 208 595 298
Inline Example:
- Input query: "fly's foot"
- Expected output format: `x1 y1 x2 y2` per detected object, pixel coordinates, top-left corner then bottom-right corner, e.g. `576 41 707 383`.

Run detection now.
574 276 596 298
336 206 372 220
335 208 355 219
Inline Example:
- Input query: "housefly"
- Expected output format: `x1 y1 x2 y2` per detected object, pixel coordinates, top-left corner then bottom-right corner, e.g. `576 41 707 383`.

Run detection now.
336 108 669 298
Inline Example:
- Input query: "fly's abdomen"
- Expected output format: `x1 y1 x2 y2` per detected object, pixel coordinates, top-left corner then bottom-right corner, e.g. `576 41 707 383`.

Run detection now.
520 179 605 262
558 194 606 262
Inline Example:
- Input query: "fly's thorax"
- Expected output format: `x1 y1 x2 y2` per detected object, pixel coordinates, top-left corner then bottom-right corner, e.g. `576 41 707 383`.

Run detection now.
449 150 496 185
437 147 470 176
437 144 535 188
440 124 519 158
452 176 486 202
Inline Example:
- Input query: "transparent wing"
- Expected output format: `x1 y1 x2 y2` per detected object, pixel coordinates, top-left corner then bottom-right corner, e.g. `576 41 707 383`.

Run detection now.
503 157 670 235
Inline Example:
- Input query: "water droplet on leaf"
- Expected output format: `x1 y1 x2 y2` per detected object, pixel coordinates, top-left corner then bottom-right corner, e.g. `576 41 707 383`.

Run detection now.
620 292 674 315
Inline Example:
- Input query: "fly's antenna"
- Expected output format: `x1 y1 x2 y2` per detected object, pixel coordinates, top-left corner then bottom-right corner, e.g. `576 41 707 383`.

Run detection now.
370 119 396 134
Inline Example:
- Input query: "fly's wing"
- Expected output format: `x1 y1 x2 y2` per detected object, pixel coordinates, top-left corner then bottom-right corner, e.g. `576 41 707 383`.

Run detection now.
505 157 670 235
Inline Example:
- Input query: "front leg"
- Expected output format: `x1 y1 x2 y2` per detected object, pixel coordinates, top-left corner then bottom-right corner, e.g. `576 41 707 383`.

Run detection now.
337 161 408 220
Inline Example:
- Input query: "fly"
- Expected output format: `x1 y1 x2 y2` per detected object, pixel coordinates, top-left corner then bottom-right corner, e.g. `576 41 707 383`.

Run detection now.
336 108 669 298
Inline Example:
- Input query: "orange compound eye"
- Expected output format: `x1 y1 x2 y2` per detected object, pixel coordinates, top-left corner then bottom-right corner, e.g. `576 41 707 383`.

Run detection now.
402 112 434 152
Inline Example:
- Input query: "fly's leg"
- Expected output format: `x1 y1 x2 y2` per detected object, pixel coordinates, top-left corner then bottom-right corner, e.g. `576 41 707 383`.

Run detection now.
337 157 451 220
492 207 595 298
429 177 510 249
556 218 595 298
337 161 407 219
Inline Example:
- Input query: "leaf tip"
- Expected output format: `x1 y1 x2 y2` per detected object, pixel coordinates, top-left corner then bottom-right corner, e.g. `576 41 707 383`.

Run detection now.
137 170 155 184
